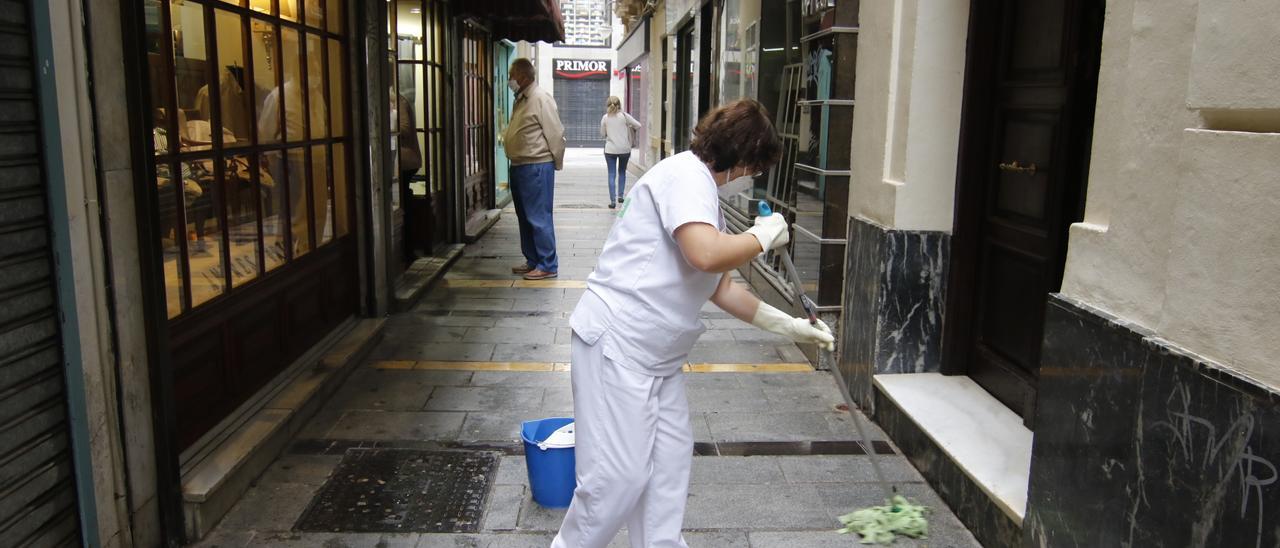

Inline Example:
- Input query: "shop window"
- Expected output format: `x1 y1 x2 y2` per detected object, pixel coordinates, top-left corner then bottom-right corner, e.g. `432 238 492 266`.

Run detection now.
147 0 350 318
395 0 451 196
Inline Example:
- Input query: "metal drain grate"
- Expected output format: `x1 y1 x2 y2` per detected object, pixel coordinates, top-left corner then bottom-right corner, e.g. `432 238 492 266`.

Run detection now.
294 448 498 533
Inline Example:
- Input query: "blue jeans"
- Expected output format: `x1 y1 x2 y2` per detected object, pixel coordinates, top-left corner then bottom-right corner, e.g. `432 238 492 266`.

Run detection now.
510 161 558 272
604 152 631 202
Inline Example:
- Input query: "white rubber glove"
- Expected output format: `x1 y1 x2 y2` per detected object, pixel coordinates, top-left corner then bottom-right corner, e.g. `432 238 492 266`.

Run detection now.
745 212 790 252
751 301 835 351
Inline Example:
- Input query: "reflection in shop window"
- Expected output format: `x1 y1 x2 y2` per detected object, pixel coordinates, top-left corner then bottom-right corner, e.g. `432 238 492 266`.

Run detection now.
156 163 186 318
261 150 287 270
328 39 346 137
148 0 352 318
311 144 333 245
307 33 328 139
286 147 311 257
333 142 349 236
215 9 252 147
280 27 305 142
180 159 226 307
226 154 261 287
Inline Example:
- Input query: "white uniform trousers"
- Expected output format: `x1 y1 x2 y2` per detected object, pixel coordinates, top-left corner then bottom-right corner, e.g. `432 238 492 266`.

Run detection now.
550 333 694 548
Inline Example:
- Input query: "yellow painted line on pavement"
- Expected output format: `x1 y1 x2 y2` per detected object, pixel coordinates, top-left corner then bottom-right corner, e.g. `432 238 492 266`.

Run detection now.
416 361 557 371
369 360 417 370
688 363 814 373
441 279 588 289
512 279 588 288
443 279 515 288
372 360 813 373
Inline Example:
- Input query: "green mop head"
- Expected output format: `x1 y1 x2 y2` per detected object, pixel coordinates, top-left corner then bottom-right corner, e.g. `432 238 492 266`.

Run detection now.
836 495 929 545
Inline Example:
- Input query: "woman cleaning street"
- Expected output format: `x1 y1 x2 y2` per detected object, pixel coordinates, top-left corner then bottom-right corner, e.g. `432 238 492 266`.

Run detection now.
552 99 836 548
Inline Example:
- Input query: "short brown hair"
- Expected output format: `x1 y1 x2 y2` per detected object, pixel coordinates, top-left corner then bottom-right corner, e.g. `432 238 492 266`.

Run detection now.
690 99 782 172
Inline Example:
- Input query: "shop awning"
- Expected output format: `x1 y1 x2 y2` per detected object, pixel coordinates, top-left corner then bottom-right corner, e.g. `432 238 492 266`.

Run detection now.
458 0 565 44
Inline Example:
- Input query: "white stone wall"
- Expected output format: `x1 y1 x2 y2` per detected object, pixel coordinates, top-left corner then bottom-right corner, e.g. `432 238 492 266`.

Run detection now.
1062 0 1280 388
847 0 969 232
846 0 1280 387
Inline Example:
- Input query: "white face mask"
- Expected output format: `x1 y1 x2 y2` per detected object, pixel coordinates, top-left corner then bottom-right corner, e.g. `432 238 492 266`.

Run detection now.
508 78 521 94
718 167 756 198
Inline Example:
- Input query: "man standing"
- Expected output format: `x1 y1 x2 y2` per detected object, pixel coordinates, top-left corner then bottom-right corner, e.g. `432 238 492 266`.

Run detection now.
502 58 565 280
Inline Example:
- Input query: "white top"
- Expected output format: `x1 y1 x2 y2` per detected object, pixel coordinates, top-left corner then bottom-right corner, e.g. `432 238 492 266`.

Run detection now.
571 151 724 376
600 111 641 155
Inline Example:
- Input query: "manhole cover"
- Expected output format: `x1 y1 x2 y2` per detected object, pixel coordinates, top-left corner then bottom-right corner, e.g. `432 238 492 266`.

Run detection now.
294 448 497 533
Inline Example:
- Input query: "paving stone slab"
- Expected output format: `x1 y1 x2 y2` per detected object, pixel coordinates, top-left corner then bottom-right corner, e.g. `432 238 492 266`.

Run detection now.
482 485 525 531
416 533 557 547
514 495 568 532
328 370 469 411
425 386 545 412
463 326 557 345
689 456 785 485
494 455 530 486
245 532 421 547
459 411 553 443
327 411 465 441
215 482 319 531
685 387 773 413
686 342 791 364
491 343 572 362
682 483 831 529
257 454 344 486
762 385 849 412
371 342 496 362
705 412 856 442
777 455 925 484
468 371 571 388
540 386 575 414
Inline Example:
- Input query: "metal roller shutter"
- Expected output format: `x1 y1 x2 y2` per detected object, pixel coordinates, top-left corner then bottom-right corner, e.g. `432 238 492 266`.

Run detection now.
553 78 610 147
0 0 83 545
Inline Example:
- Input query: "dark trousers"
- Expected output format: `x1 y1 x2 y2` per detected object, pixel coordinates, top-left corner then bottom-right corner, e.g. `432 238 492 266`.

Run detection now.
510 161 558 273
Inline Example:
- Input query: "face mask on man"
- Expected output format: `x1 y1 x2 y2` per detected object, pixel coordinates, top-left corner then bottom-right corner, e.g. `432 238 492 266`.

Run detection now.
718 166 758 198
508 78 521 94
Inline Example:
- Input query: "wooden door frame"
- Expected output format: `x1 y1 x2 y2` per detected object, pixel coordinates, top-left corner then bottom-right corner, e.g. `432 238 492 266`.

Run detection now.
941 0 1000 377
942 0 1104 386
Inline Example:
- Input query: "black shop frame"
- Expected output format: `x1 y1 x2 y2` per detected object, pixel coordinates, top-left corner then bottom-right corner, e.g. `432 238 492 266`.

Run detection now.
135 0 358 451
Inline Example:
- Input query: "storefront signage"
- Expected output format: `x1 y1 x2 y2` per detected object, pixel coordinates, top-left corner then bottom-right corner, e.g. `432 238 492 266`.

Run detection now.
554 58 612 80
617 16 650 67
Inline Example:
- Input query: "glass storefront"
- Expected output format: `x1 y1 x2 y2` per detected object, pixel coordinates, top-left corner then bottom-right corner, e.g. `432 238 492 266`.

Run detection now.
393 0 452 257
144 0 357 449
145 0 351 319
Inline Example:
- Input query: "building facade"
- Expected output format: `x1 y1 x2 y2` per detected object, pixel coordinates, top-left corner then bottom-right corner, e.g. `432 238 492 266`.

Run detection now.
535 2 626 151
7 0 562 544
622 0 1279 546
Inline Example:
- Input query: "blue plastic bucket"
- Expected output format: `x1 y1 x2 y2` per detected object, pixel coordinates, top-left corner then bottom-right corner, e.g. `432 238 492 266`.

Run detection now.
521 417 576 508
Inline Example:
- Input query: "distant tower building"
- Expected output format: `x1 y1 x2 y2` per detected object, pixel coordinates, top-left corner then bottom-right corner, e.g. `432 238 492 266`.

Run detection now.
561 0 611 47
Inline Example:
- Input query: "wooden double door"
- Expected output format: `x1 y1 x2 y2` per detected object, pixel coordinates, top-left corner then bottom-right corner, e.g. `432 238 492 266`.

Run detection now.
947 0 1104 423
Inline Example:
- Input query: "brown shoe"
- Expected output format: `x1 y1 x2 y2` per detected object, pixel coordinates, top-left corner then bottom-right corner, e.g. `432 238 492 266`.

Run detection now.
522 269 558 281
511 262 534 274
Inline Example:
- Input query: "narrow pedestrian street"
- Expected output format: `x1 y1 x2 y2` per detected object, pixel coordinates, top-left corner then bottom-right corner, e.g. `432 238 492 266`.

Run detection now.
192 149 980 547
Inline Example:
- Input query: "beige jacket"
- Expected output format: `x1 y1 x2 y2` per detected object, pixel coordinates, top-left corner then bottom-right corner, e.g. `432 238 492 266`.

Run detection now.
502 83 566 170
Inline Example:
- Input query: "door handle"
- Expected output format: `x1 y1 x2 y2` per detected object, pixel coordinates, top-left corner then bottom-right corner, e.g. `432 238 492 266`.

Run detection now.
998 161 1037 175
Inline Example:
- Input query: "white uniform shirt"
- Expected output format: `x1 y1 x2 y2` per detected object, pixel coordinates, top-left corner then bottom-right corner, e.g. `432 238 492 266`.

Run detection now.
571 151 724 376
600 112 641 155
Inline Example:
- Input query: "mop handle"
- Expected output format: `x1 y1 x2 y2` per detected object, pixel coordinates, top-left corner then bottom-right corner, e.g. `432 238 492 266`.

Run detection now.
756 201 819 325
761 200 896 500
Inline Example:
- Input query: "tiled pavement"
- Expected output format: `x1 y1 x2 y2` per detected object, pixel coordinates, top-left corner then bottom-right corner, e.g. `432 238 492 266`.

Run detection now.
194 149 980 547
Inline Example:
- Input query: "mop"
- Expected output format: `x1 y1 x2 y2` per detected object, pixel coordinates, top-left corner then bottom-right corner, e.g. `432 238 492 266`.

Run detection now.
757 202 930 545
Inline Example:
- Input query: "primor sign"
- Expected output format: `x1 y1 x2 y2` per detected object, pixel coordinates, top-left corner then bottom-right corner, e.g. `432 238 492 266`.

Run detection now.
553 59 612 80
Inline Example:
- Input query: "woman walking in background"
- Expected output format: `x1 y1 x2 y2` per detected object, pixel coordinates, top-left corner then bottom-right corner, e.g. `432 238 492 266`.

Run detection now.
600 96 641 209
